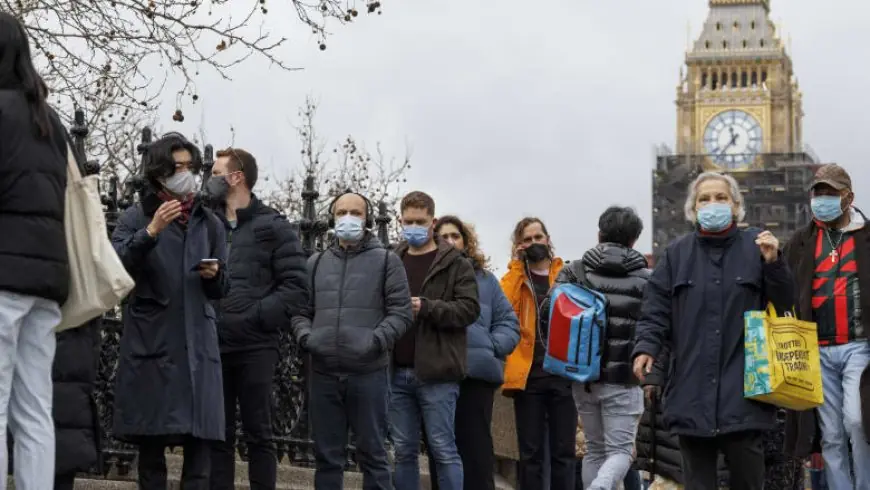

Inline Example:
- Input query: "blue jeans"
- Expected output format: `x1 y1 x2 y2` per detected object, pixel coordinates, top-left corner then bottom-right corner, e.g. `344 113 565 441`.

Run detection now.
310 368 392 490
817 341 870 490
389 368 462 490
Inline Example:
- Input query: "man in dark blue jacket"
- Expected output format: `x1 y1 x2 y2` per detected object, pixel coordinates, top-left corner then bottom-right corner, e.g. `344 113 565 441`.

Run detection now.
205 147 309 490
111 132 228 490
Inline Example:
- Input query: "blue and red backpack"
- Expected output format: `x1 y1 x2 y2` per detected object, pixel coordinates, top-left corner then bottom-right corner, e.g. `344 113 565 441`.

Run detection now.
542 266 608 384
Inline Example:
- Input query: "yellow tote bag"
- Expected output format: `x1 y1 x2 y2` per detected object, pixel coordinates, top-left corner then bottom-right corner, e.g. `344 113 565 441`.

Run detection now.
743 304 823 410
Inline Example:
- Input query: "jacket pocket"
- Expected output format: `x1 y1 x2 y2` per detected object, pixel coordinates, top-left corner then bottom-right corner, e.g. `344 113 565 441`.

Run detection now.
203 304 221 361
307 327 330 357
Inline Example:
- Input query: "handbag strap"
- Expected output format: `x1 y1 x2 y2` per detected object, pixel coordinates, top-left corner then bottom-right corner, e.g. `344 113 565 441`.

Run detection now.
61 129 86 183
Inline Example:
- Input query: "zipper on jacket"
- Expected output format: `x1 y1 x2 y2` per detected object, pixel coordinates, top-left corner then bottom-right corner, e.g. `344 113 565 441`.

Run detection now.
522 266 545 357
335 253 348 372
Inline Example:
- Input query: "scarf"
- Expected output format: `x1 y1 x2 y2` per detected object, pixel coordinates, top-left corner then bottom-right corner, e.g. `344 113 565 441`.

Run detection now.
156 190 195 225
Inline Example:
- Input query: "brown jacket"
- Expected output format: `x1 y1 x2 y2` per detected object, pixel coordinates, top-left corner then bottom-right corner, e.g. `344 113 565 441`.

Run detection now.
782 213 870 454
394 241 480 382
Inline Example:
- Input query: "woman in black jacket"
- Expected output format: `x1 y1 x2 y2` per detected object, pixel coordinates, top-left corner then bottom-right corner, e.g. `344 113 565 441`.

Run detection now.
0 12 71 490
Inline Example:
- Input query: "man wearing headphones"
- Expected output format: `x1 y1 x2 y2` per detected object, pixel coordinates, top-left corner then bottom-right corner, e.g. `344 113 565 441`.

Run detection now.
291 191 413 490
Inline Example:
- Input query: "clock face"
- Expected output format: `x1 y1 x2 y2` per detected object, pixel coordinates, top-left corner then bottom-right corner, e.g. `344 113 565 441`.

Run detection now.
703 110 763 169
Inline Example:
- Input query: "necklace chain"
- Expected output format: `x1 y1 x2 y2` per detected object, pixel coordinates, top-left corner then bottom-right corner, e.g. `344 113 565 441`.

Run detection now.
824 229 845 262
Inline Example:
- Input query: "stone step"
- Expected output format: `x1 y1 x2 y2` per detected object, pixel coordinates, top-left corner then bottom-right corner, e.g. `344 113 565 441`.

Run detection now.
59 454 516 490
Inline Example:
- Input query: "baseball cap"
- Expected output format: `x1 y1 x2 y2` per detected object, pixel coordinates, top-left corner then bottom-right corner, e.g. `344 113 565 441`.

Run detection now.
810 164 852 192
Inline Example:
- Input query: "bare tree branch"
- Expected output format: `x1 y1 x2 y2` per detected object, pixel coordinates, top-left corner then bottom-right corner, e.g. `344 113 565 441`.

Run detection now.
4 0 384 180
261 96 409 239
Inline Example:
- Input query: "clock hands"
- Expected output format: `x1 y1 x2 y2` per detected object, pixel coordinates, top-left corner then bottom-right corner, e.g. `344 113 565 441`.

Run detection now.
717 126 739 156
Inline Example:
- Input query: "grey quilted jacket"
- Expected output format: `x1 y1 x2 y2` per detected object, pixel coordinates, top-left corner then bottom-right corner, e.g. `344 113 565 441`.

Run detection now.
291 234 413 375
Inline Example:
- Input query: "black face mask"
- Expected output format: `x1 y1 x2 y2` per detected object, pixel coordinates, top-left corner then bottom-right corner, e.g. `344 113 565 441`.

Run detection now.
522 243 550 263
203 175 229 202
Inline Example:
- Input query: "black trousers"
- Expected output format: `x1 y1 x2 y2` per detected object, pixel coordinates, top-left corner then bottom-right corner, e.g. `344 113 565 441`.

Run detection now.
139 437 211 490
54 472 75 490
210 348 279 490
427 378 499 490
679 430 765 490
513 373 577 490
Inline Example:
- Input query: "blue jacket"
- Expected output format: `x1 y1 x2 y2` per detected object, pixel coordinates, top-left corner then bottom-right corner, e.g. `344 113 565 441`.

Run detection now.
633 227 795 437
466 270 520 384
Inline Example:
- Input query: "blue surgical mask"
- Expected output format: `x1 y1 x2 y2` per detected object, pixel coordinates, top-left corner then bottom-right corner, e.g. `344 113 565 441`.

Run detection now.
697 203 733 232
335 215 364 242
811 195 844 223
402 225 431 247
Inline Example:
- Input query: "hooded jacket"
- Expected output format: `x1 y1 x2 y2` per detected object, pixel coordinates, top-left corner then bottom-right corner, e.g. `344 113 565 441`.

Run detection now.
551 243 650 385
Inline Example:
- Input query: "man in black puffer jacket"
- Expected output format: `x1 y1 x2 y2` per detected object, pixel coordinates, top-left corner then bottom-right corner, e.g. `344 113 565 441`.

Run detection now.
205 148 309 490
551 206 649 490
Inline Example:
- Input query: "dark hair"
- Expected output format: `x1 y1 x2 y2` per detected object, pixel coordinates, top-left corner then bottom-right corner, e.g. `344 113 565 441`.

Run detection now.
216 147 258 190
400 190 436 216
435 215 489 271
0 13 52 139
143 132 203 189
598 206 643 247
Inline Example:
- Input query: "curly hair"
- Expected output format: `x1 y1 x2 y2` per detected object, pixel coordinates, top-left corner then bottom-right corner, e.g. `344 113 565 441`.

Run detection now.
435 215 489 271
510 217 554 256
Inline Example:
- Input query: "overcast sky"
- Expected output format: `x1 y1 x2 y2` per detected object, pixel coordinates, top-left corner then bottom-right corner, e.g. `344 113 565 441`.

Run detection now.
163 0 868 273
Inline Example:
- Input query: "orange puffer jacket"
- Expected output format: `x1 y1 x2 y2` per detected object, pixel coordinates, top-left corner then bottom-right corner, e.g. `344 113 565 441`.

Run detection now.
499 257 564 391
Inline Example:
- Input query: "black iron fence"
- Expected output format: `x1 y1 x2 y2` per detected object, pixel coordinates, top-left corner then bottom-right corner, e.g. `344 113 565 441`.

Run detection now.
69 109 391 475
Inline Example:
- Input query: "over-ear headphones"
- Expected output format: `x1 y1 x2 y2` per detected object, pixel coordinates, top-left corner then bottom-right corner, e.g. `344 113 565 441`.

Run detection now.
327 190 375 229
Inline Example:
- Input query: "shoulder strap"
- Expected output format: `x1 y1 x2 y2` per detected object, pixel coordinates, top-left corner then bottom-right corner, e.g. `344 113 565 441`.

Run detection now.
382 248 390 291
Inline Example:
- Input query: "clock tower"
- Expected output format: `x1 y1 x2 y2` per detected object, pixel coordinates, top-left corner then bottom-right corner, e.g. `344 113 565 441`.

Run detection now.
676 0 803 171
651 0 834 258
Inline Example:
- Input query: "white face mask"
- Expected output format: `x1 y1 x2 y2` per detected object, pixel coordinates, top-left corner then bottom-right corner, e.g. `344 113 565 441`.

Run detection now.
163 171 197 196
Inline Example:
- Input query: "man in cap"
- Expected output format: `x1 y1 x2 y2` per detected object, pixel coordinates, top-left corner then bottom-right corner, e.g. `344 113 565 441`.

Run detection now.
783 164 870 489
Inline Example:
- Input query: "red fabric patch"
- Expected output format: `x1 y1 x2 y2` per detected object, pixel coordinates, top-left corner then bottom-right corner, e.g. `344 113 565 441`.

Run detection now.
548 294 584 362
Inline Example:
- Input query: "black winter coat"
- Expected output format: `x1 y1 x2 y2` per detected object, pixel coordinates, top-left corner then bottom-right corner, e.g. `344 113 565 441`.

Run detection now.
215 195 309 352
53 319 102 474
110 190 229 443
553 243 649 385
633 227 796 437
0 91 69 304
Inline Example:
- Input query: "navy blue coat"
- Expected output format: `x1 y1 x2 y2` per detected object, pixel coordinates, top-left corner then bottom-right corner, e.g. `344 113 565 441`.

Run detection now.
633 227 795 437
110 192 229 442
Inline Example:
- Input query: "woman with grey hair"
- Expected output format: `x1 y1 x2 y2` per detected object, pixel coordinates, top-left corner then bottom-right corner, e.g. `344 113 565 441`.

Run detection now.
631 171 796 490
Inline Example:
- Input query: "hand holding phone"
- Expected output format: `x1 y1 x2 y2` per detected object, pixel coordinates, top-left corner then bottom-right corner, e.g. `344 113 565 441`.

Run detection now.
198 258 219 279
